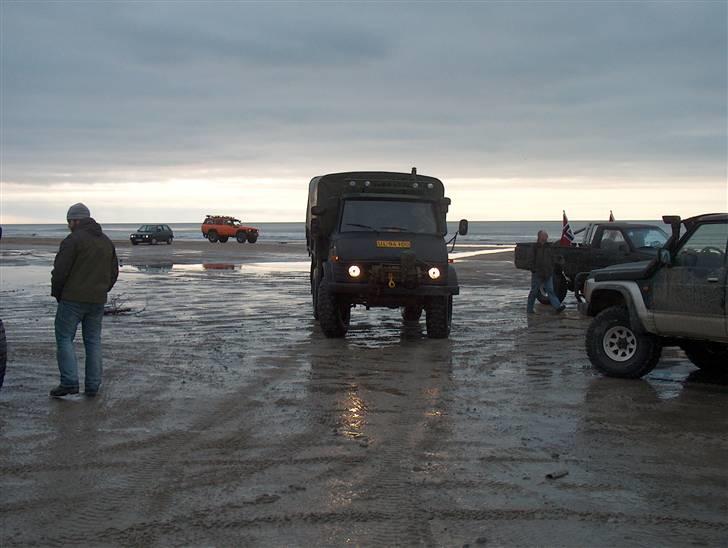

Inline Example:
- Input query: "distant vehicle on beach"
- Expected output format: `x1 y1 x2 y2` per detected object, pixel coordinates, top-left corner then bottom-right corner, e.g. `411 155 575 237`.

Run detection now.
580 213 727 378
130 224 174 245
514 222 668 303
201 216 259 243
306 169 468 339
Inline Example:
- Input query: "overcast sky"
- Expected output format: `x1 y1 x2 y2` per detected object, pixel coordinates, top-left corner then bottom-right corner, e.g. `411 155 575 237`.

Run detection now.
1 1 726 223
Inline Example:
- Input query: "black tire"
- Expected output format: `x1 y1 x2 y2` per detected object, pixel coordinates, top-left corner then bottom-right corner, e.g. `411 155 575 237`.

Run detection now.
681 342 728 373
553 273 568 303
311 264 320 320
236 231 247 243
167 237 173 245
151 237 158 245
586 306 662 378
316 278 349 338
131 240 138 246
0 319 6 390
247 232 258 243
219 236 229 243
537 272 567 305
425 296 452 339
207 231 218 243
402 306 422 322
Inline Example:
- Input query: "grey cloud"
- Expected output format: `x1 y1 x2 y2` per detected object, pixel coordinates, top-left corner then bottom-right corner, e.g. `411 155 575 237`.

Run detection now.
1 1 725 186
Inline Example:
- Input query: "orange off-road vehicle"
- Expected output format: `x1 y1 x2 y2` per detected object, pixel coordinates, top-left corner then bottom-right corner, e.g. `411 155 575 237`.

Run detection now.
201 216 259 243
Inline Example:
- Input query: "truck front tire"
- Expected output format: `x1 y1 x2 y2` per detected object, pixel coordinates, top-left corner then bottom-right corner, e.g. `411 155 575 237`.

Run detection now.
247 232 258 243
425 296 452 339
317 279 350 338
586 305 661 378
207 231 218 243
236 231 247 243
402 306 422 322
310 264 320 320
681 342 728 373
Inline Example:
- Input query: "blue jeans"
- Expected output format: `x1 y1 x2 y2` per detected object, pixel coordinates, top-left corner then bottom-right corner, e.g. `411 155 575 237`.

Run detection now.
527 273 562 312
55 300 105 391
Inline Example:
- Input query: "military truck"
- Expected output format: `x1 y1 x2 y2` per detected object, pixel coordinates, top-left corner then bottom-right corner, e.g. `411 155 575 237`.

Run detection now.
580 213 727 378
515 222 668 303
306 170 468 338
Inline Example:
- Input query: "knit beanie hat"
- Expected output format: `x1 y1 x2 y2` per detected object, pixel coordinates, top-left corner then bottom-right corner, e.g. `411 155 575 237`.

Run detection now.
66 203 91 221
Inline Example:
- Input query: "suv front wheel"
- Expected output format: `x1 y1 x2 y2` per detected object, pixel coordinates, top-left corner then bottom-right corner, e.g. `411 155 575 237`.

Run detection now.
681 342 728 373
586 305 662 378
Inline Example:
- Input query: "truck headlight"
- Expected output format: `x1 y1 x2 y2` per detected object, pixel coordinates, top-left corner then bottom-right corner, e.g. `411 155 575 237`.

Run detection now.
428 267 441 280
348 265 361 278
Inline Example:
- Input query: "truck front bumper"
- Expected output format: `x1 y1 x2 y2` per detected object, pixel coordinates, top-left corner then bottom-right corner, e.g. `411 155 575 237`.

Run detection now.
328 281 459 297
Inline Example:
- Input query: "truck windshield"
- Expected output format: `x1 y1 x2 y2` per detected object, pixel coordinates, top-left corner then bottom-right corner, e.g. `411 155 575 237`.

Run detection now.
341 200 439 234
624 227 668 249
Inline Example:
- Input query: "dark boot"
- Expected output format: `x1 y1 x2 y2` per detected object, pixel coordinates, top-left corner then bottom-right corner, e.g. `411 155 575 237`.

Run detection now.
49 385 79 397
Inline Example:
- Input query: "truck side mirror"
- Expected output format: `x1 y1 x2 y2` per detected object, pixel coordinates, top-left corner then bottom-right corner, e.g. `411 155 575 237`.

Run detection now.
658 248 672 266
458 219 469 236
311 205 326 216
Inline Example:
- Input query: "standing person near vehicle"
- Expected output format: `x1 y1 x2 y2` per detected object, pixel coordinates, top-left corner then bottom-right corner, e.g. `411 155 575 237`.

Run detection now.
527 230 566 314
50 203 118 397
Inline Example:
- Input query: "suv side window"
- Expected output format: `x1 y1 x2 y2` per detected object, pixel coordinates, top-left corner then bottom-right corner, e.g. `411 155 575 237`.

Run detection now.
599 229 626 251
675 223 728 269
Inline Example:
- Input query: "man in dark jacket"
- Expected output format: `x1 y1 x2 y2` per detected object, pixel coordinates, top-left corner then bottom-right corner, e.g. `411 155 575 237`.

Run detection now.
50 203 118 397
527 230 565 314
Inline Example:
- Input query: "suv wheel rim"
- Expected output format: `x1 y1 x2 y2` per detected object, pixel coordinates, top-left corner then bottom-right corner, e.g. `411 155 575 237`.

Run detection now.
603 326 637 362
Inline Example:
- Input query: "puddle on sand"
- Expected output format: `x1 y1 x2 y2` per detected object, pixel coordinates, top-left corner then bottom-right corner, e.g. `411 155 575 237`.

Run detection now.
0 265 53 287
121 261 310 274
450 247 515 260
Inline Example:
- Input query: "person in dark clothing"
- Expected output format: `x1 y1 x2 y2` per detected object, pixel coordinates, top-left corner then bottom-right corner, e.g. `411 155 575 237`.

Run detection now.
50 203 118 397
527 230 565 314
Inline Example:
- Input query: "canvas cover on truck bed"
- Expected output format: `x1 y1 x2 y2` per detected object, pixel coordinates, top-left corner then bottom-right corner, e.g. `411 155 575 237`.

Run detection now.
306 171 446 236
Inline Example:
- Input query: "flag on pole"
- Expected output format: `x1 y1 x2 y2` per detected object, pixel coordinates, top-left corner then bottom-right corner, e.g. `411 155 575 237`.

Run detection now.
609 210 615 222
560 210 575 246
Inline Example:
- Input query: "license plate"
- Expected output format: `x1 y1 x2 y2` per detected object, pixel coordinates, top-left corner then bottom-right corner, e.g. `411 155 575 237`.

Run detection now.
376 240 411 249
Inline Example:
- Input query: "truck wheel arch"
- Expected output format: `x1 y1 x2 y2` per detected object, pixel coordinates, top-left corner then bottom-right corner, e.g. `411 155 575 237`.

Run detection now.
589 285 648 334
589 289 627 316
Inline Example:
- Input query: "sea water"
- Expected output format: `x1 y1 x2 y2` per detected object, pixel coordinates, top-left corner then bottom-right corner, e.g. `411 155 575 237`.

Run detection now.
0 220 660 245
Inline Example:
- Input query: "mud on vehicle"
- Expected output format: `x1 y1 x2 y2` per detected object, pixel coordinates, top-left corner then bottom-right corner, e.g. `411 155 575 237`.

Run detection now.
201 216 259 244
515 222 668 305
306 169 468 339
580 213 727 378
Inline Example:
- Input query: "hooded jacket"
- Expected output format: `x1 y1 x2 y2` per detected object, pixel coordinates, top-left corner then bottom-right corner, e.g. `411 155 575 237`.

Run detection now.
531 242 555 279
51 218 119 304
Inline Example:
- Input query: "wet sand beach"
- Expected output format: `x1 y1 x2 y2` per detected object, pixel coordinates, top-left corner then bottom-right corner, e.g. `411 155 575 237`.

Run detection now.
0 238 726 546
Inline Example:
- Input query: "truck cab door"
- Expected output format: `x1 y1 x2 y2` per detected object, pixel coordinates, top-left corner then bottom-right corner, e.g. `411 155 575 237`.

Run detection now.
651 222 727 339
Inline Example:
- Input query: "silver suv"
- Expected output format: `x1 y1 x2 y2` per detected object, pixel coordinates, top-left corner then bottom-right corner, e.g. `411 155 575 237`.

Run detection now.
580 213 727 378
